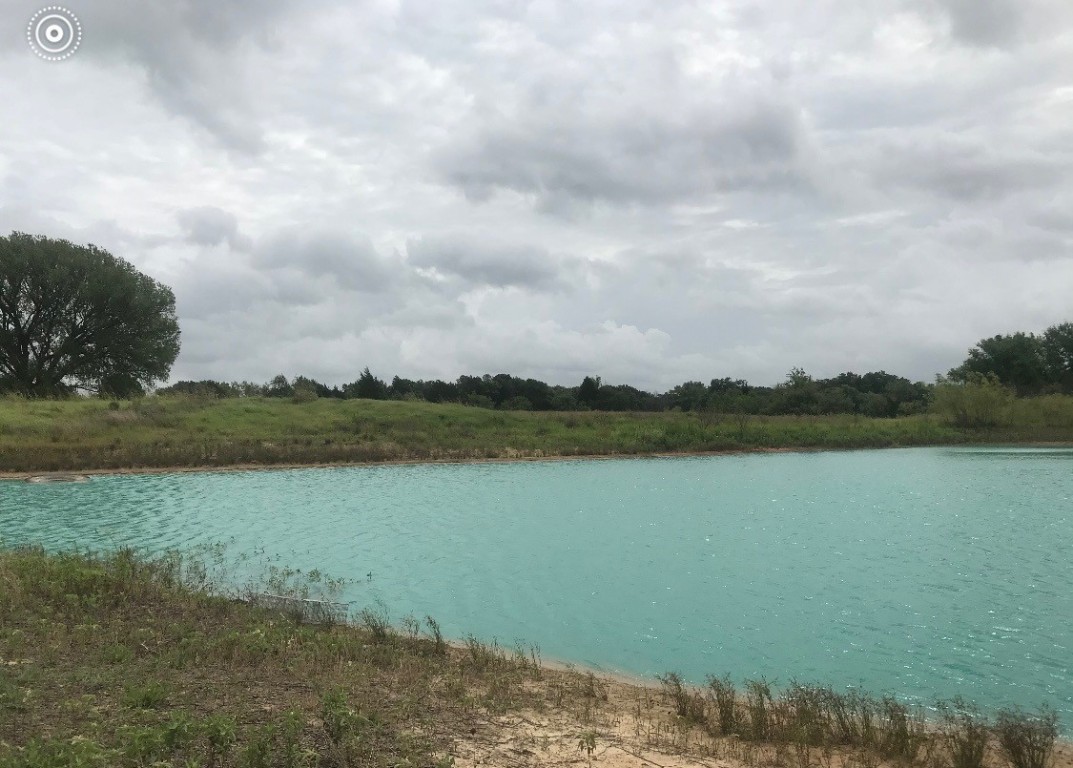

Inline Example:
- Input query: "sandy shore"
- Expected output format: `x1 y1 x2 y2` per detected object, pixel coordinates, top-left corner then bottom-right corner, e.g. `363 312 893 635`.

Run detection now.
447 666 1073 768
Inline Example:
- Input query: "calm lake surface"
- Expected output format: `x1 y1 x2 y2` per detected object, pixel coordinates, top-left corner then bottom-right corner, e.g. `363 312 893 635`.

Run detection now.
3 447 1071 721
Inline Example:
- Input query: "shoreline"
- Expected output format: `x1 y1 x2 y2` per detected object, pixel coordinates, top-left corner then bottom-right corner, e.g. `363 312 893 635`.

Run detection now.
4 441 1073 481
0 445 806 480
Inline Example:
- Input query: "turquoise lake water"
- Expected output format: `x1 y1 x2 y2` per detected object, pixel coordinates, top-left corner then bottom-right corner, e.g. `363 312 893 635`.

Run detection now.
2 447 1071 722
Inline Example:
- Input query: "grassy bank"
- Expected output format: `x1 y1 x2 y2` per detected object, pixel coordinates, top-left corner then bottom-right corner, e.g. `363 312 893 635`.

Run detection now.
0 547 1064 768
2 395 1073 473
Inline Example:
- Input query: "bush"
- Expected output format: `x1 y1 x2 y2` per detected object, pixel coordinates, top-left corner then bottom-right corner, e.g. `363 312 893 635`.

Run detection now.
658 672 706 725
706 674 738 735
937 698 989 768
744 678 773 741
932 373 1013 427
994 706 1059 768
291 384 318 404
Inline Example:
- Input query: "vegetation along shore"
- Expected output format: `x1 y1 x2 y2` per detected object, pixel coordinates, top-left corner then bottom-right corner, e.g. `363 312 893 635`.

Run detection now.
1 389 1072 474
0 546 1068 768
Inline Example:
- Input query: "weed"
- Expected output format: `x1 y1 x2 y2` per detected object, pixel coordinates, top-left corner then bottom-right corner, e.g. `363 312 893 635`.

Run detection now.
121 680 169 709
119 724 168 764
320 688 357 745
745 678 774 741
359 601 392 643
163 712 196 751
239 723 275 768
707 674 738 735
202 714 237 766
425 615 445 654
876 695 925 761
936 698 989 768
0 737 116 768
464 634 502 671
278 710 304 768
98 643 133 664
577 730 597 766
659 671 706 725
783 682 831 747
994 706 1059 768
11 394 1070 473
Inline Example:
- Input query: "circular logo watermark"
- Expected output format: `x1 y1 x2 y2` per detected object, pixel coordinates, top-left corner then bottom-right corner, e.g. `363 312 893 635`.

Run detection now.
27 6 82 61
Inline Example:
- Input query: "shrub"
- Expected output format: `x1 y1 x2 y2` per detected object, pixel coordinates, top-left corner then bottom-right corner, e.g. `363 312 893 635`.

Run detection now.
931 373 1013 428
876 696 926 761
784 682 830 746
994 706 1059 768
658 672 706 724
707 674 738 735
744 678 774 741
937 698 989 768
291 384 318 404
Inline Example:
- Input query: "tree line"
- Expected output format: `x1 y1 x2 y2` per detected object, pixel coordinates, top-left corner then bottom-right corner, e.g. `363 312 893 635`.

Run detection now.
158 320 1073 417
3 233 1071 410
159 367 934 417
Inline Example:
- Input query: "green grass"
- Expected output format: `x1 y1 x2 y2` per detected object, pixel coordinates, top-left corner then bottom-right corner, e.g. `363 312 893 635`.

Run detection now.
0 546 550 767
2 394 1072 473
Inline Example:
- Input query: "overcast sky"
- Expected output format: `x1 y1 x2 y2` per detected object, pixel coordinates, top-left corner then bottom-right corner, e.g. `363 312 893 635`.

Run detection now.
2 0 1071 391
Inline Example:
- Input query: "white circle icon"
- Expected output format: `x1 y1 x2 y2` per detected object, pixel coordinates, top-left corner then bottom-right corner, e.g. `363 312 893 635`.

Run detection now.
27 7 82 61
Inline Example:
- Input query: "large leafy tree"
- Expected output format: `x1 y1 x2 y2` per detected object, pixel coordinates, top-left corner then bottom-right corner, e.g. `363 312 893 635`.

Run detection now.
1042 322 1073 393
949 331 1048 396
0 232 180 397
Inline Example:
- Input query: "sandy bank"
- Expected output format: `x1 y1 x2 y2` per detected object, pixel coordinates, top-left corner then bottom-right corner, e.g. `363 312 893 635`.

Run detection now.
448 665 1073 768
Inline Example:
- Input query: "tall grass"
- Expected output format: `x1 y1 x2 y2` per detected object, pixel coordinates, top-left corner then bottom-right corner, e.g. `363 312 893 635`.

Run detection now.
657 672 1063 768
6 394 1070 473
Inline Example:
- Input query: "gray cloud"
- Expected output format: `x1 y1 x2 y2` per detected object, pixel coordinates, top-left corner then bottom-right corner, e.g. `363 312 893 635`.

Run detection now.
177 206 246 248
407 235 564 289
871 135 1065 201
254 230 396 293
62 0 292 152
931 0 1022 46
436 78 814 211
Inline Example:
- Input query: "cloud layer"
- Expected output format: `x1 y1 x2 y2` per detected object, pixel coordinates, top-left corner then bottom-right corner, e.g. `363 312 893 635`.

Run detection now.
2 0 1071 390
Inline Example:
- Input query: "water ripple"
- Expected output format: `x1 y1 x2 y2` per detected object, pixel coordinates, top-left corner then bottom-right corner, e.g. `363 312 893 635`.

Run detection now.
1 447 1071 724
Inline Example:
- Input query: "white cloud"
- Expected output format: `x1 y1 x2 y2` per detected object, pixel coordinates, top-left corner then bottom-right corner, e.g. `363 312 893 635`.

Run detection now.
1 0 1071 390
